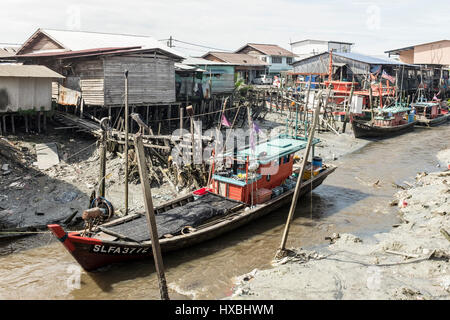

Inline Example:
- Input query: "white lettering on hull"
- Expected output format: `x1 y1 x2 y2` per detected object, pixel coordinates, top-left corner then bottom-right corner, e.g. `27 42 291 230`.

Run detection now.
91 244 150 255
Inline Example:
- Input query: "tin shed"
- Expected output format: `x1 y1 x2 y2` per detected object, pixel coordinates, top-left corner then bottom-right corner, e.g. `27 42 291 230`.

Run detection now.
0 64 64 113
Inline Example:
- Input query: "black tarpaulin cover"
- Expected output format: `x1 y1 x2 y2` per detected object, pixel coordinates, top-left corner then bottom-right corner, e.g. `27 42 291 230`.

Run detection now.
102 193 242 242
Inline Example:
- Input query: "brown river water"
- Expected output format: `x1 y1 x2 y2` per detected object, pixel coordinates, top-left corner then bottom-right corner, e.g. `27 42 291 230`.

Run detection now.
1 124 449 300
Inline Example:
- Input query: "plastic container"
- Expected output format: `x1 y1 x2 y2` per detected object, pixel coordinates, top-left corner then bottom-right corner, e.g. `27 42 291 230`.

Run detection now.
312 156 323 169
193 188 213 196
408 113 414 123
272 186 284 198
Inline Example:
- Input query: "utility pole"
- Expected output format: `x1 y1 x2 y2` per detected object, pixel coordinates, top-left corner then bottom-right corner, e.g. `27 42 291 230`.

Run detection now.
168 36 173 48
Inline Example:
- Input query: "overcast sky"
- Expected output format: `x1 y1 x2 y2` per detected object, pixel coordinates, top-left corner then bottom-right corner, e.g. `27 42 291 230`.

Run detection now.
1 0 448 57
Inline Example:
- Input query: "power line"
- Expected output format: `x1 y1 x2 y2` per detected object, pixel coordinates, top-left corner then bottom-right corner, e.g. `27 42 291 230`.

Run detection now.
160 37 231 52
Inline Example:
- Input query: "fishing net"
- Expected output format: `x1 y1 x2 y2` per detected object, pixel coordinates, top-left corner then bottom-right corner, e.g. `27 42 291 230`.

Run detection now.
101 192 242 242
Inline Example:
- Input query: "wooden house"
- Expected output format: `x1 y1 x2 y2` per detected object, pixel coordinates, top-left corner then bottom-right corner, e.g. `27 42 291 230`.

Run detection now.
235 43 295 77
12 29 184 108
202 52 268 84
176 57 236 99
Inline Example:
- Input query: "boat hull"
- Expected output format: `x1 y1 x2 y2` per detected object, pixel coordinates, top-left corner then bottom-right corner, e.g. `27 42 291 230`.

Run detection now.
351 119 416 138
415 113 450 127
48 165 336 271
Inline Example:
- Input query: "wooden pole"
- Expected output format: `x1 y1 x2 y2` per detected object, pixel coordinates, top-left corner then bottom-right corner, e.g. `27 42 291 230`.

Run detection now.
342 77 354 133
124 70 129 215
134 134 170 301
98 131 107 197
278 87 331 253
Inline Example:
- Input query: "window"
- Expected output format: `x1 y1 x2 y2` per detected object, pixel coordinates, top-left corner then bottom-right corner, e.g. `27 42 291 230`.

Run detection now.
286 57 293 64
266 175 271 182
272 56 282 64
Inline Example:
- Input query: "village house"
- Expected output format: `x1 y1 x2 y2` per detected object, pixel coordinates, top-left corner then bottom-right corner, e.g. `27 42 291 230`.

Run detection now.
10 29 185 121
202 51 268 84
175 57 235 100
0 64 64 134
234 43 295 77
385 40 450 97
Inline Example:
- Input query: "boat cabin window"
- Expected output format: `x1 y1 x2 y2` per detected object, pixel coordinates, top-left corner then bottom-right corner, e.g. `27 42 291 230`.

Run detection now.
266 174 271 182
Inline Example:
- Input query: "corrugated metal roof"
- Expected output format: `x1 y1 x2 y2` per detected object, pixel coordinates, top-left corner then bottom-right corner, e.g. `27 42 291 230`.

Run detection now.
293 51 412 66
17 28 185 60
0 47 19 58
174 63 205 72
237 43 295 57
385 39 449 54
0 64 64 78
332 52 410 65
183 56 234 66
203 52 268 66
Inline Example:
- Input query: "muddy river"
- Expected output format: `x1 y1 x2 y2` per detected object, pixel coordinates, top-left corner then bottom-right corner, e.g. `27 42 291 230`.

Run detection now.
1 124 449 300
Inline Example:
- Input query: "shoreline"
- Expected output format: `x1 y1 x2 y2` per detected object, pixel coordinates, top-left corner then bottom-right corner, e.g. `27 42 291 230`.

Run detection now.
229 152 450 300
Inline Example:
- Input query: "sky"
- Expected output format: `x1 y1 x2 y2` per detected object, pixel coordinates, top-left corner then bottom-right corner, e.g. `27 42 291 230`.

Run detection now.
0 0 449 57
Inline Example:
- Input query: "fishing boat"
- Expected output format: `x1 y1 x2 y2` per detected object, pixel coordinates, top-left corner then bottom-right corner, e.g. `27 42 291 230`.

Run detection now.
351 104 416 139
48 135 336 271
411 101 450 127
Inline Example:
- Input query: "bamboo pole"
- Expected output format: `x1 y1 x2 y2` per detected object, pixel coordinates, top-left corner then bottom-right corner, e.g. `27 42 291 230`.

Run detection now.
277 87 331 254
134 134 170 300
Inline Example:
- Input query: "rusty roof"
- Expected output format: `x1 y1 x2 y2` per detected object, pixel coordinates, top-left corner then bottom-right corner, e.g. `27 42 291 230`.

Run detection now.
16 28 185 60
202 52 268 66
236 43 295 57
0 64 64 78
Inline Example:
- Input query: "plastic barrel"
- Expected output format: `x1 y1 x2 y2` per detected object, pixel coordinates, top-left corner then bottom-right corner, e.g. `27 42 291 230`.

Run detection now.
312 156 323 169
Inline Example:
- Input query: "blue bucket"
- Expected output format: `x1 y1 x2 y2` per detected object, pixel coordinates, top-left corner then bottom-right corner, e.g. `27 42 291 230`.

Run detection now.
312 156 322 169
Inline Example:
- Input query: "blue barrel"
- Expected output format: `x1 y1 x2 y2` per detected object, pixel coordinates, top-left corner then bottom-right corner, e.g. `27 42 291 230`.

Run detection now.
408 113 414 123
312 156 322 169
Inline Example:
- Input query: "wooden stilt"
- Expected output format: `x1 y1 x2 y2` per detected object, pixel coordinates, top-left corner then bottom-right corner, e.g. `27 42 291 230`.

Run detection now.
11 115 15 134
24 115 28 133
2 116 6 134
38 112 41 133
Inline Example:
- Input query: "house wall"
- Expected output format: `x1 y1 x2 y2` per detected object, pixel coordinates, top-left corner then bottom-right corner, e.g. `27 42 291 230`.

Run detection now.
268 56 293 75
414 41 450 65
399 49 414 64
103 55 175 106
291 41 328 59
205 65 235 94
0 77 52 113
19 33 64 55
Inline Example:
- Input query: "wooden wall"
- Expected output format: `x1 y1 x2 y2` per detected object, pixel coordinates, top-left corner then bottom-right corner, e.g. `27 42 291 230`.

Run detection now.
103 55 176 106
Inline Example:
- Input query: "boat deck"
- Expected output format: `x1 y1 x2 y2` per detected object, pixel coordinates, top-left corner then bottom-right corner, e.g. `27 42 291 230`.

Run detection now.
99 193 243 242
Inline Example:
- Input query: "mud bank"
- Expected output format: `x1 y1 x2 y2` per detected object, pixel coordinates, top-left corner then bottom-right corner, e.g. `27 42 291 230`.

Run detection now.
230 152 450 300
0 130 185 243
